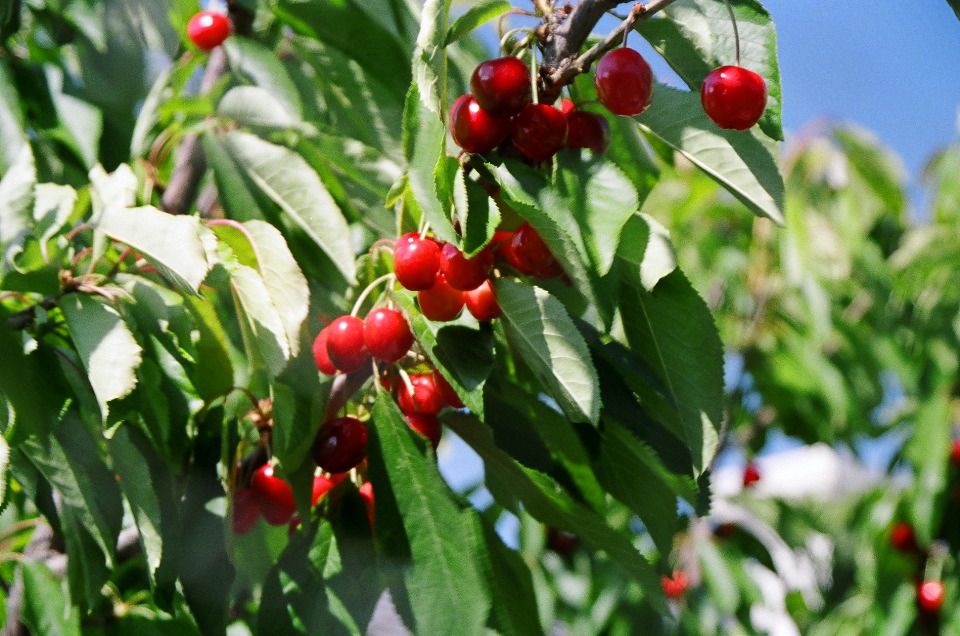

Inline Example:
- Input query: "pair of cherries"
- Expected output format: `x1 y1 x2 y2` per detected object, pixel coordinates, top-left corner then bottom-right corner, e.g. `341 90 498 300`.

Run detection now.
313 308 414 375
234 467 344 533
386 370 464 450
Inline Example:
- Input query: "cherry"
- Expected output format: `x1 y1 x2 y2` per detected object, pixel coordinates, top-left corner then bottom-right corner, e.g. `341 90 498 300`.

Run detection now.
471 57 532 117
951 439 960 466
506 223 558 277
559 98 576 115
312 473 346 506
546 527 578 556
450 95 510 154
394 233 441 291
417 272 465 321
232 488 261 535
511 104 568 162
396 373 446 415
566 110 611 154
312 326 338 376
404 412 442 450
364 307 414 363
251 464 297 526
326 315 370 373
433 370 464 409
187 11 231 51
661 571 689 599
464 279 501 322
595 47 654 117
742 462 760 488
313 416 368 473
439 243 493 291
918 580 945 613
359 482 375 526
700 66 767 131
889 521 918 553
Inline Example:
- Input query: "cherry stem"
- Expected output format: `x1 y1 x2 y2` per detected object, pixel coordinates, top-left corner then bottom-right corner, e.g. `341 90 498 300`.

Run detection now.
722 0 741 67
621 3 644 48
530 45 539 105
350 273 396 317
396 367 416 404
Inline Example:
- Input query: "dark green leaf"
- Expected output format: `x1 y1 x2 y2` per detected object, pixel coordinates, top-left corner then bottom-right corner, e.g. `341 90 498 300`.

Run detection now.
476 517 544 635
445 0 511 45
20 562 82 636
0 59 28 175
456 167 500 257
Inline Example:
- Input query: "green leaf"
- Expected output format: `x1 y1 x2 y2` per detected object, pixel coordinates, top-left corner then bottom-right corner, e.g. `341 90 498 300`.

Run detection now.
495 279 600 425
223 37 303 119
32 184 78 261
639 0 783 141
221 131 356 283
0 144 35 247
218 86 307 131
617 213 677 291
413 0 453 115
476 518 544 636
455 167 500 257
130 63 175 158
93 205 213 295
20 562 82 636
369 393 490 636
0 59 27 175
948 0 960 22
637 84 784 225
61 294 143 419
445 0 511 45
227 262 292 376
618 267 723 474
903 384 952 544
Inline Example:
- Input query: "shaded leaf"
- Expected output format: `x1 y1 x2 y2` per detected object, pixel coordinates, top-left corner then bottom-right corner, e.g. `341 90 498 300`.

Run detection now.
446 0 511 45
20 562 82 636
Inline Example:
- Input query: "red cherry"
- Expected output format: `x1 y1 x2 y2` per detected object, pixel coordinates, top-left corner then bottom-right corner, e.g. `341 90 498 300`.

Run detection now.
471 57 532 117
364 308 414 363
251 464 297 526
396 373 446 415
546 527 578 556
511 104 568 162
312 326 337 376
359 482 375 526
439 243 493 291
889 521 918 553
417 272 465 321
506 223 557 277
918 580 945 613
566 111 611 154
464 279 501 322
700 66 767 131
313 416 368 474
559 98 576 115
950 439 960 466
326 315 370 373
312 473 346 506
187 11 231 51
433 370 464 409
742 462 760 488
232 488 261 535
450 94 510 154
661 571 689 599
595 47 654 117
404 412 442 450
394 232 441 291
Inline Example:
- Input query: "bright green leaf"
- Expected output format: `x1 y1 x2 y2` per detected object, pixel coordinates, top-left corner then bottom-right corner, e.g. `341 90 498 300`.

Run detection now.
223 37 303 119
445 0 511 46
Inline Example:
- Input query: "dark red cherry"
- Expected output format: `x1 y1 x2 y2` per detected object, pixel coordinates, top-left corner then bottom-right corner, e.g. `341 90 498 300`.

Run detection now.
359 482 375 526
566 110 611 154
439 243 493 291
742 462 761 488
889 521 918 553
546 527 578 556
396 373 446 415
364 308 414 363
232 488 261 535
595 47 654 117
511 104 568 161
251 464 297 526
450 95 510 154
464 279 501 322
312 326 338 376
313 416 368 474
326 315 370 373
950 439 960 466
506 223 557 277
394 232 441 291
918 580 945 613
471 57 532 117
404 412 442 450
417 272 465 321
187 11 231 51
700 66 767 131
433 370 464 409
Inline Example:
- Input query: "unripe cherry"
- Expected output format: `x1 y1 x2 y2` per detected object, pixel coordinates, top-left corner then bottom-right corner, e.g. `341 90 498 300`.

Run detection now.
471 57 531 117
595 47 654 117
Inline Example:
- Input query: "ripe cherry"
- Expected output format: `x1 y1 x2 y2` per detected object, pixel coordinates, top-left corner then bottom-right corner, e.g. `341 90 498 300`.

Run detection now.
889 521 918 553
433 370 464 409
232 488 261 535
326 316 370 373
464 279 501 322
450 95 510 154
251 464 297 526
364 308 414 363
700 66 767 131
661 571 689 599
950 439 960 466
404 412 442 450
917 580 945 613
440 243 493 291
359 482 375 526
394 232 441 291
595 47 654 117
471 57 531 117
396 373 446 415
313 416 368 473
187 11 231 51
417 272 465 321
742 462 760 488
312 473 346 506
546 528 578 556
312 326 338 376
559 98 576 115
506 223 558 277
511 104 568 161
566 110 611 154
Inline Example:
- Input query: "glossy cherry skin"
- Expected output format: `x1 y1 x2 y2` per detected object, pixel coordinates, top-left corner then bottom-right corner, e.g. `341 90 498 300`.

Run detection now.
918 580 945 613
889 521 918 553
742 462 760 488
394 232 441 291
404 412 442 450
359 482 375 526
417 272 465 321
433 370 464 408
313 416 368 473
701 66 767 131
559 98 576 115
187 11 231 51
595 47 654 117
396 373 446 415
312 473 346 506
506 223 557 277
471 57 532 117
511 104 568 161
312 326 338 376
232 488 261 535
566 110 611 154
661 571 689 599
251 464 297 526
450 94 510 154
440 243 493 291
326 315 370 373
464 279 501 322
363 308 414 363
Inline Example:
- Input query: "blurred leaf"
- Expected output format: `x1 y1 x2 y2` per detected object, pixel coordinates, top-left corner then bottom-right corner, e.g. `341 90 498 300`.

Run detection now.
477 517 544 635
218 86 307 131
20 562 82 636
0 60 28 176
0 144 35 247
903 384 952 544
445 0 511 45
223 37 303 119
